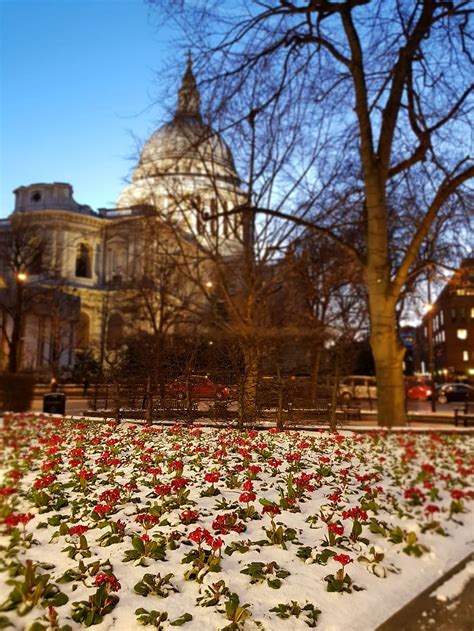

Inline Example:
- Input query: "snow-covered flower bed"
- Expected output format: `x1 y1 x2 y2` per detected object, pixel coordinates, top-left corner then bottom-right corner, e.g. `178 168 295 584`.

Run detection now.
1 414 473 631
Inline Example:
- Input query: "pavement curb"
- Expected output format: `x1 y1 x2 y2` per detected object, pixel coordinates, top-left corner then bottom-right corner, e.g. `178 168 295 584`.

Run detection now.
376 551 474 631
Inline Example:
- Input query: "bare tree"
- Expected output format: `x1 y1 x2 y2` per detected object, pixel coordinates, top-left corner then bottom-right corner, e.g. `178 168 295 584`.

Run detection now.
149 0 473 426
0 216 46 372
285 235 367 398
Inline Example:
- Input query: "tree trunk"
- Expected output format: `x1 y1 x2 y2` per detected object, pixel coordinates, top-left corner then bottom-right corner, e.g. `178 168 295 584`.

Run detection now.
239 341 260 429
310 343 322 403
369 297 406 427
8 314 22 373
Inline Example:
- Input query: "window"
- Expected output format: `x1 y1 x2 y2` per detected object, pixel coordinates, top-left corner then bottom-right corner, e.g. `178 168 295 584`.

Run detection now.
460 307 466 319
451 307 456 321
457 329 468 340
75 244 92 278
471 307 474 319
106 313 124 349
440 310 444 325
31 191 41 202
463 350 469 362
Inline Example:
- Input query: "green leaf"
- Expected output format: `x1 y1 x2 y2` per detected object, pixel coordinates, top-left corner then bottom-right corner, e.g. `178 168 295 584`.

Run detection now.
267 578 282 589
351 520 363 540
170 612 193 626
132 535 145 555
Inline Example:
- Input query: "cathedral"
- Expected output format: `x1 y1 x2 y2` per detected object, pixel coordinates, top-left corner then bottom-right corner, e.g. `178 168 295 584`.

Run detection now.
0 58 244 373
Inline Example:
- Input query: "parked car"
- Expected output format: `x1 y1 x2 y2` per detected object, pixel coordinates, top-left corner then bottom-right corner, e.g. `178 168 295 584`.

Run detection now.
407 381 434 401
435 383 474 405
166 375 230 400
339 376 377 401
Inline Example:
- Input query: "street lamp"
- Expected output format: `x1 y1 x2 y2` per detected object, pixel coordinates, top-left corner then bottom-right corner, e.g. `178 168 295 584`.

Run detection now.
16 272 28 284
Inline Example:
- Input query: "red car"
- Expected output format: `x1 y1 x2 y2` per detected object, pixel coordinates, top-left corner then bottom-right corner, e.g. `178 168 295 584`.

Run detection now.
166 375 230 400
407 382 433 401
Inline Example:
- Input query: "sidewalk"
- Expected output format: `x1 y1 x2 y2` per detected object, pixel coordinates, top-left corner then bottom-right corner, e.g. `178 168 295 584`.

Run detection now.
377 553 474 631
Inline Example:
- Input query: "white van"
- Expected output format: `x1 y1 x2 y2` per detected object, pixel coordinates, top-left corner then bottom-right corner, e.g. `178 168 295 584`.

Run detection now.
339 376 377 401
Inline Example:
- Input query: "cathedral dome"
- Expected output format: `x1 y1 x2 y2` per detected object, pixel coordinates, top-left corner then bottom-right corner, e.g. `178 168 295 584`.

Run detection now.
116 56 241 209
139 116 236 176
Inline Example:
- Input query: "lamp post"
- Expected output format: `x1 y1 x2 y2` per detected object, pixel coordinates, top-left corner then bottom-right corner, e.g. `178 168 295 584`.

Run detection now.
425 274 436 412
8 271 28 373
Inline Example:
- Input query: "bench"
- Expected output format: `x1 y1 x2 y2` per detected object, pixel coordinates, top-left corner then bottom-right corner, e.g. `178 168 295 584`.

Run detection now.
286 399 333 424
454 402 474 427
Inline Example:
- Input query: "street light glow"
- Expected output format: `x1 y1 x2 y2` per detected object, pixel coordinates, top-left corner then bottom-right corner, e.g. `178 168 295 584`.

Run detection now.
16 272 28 283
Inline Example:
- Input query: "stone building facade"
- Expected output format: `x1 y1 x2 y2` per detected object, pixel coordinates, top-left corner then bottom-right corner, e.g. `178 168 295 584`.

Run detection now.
0 59 244 373
417 258 474 380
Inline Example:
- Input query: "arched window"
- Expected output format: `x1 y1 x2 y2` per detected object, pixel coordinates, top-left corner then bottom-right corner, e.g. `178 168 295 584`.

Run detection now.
76 312 90 349
75 244 92 278
106 313 124 349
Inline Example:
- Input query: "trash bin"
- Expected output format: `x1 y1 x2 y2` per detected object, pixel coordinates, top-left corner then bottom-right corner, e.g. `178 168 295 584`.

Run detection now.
43 392 66 415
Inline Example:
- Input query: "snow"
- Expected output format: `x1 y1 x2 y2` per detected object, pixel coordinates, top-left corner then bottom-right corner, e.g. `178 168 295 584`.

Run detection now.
430 560 474 602
0 414 473 630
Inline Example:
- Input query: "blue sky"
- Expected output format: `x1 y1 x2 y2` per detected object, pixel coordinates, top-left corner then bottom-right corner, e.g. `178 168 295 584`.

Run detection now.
0 0 180 216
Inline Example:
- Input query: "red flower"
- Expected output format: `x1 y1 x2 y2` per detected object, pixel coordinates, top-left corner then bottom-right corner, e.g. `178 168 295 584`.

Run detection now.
180 509 199 525
168 460 184 471
147 466 163 476
79 469 93 481
93 503 112 514
403 487 426 505
204 471 220 484
262 504 281 517
450 489 466 501
33 474 57 489
267 459 282 469
333 554 353 566
93 573 121 592
98 489 121 504
212 512 245 534
328 522 344 536
211 536 224 551
68 524 89 536
0 487 16 497
421 463 436 475
154 484 172 497
135 513 160 530
124 482 138 492
425 504 440 514
171 477 188 492
239 491 256 504
3 512 34 529
342 507 368 521
242 479 254 492
247 465 262 475
188 527 211 545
